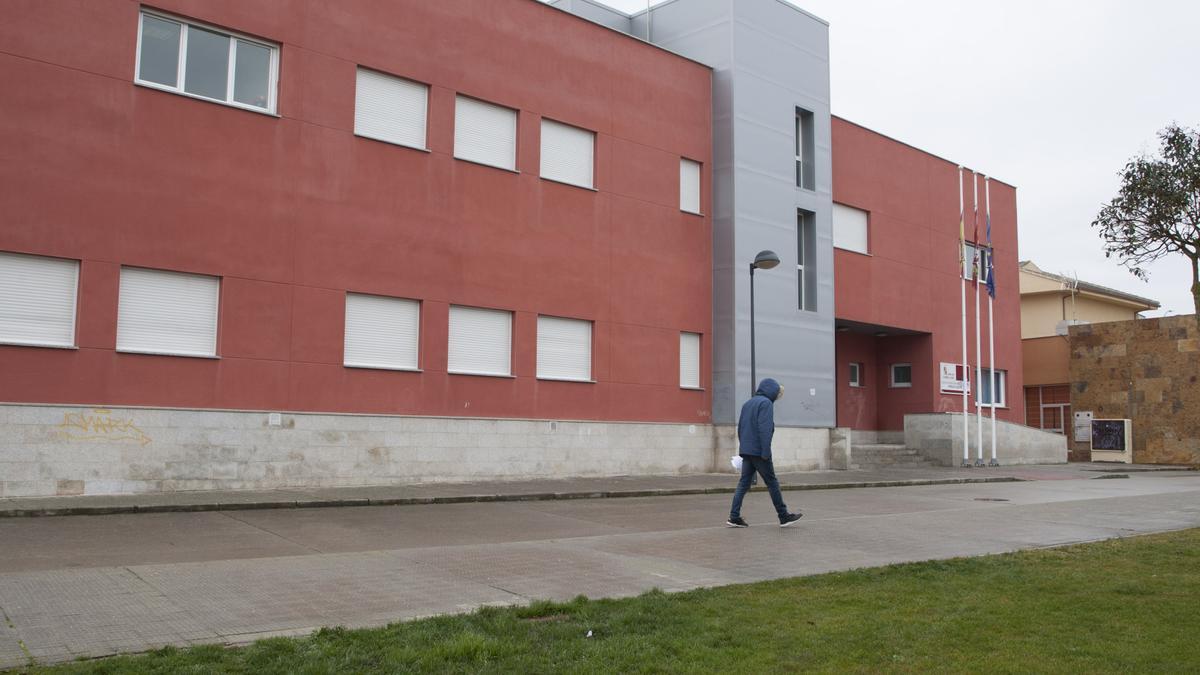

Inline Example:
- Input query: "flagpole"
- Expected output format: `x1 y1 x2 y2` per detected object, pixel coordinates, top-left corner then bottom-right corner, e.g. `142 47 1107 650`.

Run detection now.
958 167 970 467
986 178 999 466
973 172 984 467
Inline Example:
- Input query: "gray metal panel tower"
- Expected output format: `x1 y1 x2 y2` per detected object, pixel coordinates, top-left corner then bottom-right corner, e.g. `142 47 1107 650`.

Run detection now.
549 0 835 428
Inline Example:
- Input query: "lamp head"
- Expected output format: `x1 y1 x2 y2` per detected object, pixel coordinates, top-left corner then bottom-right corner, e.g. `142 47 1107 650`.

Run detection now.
752 250 781 270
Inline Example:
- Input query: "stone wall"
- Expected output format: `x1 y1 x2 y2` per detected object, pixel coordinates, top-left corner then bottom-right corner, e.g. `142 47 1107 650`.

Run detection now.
904 413 1067 467
0 404 833 498
1069 316 1200 465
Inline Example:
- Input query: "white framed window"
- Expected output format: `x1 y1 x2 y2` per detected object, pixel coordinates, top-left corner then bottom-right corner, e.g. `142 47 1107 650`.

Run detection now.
135 10 278 113
448 305 512 377
798 209 817 311
978 368 1007 407
0 251 79 348
796 108 815 190
963 243 990 281
344 293 420 371
849 362 863 388
833 203 869 255
455 96 518 171
540 119 594 189
355 68 428 150
679 332 701 389
890 363 912 388
117 267 219 357
536 316 592 382
680 158 701 213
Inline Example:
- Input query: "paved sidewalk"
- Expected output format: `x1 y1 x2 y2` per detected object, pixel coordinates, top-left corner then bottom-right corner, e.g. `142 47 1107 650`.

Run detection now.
0 466 1197 668
2 463 1183 518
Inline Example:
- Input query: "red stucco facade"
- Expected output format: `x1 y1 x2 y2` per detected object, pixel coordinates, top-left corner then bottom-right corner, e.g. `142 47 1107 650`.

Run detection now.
832 118 1023 431
0 0 713 423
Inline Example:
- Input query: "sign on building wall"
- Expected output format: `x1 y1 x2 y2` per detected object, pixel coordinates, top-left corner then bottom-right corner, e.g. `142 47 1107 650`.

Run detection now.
1074 411 1093 443
939 363 971 395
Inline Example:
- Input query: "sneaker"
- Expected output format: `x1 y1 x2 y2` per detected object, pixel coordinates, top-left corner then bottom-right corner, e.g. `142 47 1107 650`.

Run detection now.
779 512 803 528
726 516 749 528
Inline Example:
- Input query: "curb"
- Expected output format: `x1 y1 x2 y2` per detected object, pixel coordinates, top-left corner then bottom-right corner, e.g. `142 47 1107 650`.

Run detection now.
0 476 1023 519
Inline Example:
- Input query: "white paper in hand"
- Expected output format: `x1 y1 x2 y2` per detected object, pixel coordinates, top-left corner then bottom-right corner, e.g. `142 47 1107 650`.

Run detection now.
730 455 742 472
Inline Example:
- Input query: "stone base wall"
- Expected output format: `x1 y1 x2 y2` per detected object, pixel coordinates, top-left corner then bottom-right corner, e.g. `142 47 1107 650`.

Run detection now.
711 425 833 473
905 413 1067 466
1069 316 1200 465
0 405 833 498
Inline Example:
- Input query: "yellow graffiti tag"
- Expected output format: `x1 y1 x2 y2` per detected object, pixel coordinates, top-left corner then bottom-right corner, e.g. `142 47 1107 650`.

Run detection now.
54 409 152 446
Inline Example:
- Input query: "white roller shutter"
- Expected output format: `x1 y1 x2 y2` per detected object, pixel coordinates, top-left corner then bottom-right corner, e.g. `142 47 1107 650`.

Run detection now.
344 293 419 370
540 119 594 188
833 203 870 254
454 96 517 170
117 267 219 357
448 306 511 376
680 332 700 389
354 68 428 149
537 316 591 381
680 158 701 213
0 251 78 348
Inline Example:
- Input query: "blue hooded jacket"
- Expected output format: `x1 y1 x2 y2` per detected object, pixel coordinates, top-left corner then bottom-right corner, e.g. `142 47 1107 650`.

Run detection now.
737 378 781 459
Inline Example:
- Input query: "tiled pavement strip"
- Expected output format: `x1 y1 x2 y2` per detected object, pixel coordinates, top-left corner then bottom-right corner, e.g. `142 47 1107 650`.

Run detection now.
0 465 1197 668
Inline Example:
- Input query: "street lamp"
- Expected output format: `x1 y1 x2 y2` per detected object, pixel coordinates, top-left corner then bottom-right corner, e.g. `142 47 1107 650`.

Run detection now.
749 250 780 395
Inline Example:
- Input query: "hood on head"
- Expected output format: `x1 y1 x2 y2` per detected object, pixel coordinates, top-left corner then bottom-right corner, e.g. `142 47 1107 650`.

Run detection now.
756 378 781 401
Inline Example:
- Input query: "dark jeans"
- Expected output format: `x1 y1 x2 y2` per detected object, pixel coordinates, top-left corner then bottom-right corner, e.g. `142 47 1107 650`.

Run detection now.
729 454 789 520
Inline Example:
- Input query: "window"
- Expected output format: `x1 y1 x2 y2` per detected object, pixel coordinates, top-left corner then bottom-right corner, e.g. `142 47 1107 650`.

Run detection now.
0 251 79 348
797 209 817 311
136 10 278 113
680 332 701 389
978 368 1007 406
454 96 518 171
833 203 869 255
344 293 419 371
540 119 594 189
890 363 912 388
680 158 701 213
537 316 592 381
117 267 219 357
355 69 428 150
963 243 990 281
849 362 863 388
447 306 512 376
795 107 815 190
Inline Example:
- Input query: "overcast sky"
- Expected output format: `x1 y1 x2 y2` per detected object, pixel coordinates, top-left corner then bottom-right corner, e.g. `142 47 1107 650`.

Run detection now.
596 0 1200 316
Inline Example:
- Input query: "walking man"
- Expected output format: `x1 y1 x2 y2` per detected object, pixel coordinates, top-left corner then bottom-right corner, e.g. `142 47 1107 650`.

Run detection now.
727 378 803 528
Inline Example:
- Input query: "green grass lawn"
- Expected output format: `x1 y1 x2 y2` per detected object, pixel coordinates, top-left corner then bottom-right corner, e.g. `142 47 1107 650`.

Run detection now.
13 528 1200 674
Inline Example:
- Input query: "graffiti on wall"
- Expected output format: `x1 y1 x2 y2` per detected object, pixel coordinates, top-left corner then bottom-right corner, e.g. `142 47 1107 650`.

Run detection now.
54 409 152 446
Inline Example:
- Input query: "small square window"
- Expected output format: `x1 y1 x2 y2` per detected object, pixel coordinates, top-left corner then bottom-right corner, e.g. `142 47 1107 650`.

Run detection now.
448 305 512 377
117 267 220 358
537 316 592 382
849 362 863 388
890 363 912 388
0 251 79 348
978 368 1007 407
541 119 594 189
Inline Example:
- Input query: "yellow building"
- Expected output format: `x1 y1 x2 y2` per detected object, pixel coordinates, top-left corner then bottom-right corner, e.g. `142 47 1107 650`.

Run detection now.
1019 262 1159 450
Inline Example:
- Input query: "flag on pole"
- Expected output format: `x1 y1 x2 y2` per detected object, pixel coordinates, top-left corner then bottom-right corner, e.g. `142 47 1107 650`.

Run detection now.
971 178 981 288
985 208 996 299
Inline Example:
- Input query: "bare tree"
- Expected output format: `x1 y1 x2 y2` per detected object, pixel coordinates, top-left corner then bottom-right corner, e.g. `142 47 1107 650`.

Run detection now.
1093 124 1200 323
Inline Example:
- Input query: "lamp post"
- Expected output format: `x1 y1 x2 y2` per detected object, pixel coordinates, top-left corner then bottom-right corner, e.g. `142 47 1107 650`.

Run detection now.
749 250 780 395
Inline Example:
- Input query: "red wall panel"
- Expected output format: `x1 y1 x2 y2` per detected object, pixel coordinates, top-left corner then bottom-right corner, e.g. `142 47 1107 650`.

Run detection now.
833 118 1023 428
0 0 713 423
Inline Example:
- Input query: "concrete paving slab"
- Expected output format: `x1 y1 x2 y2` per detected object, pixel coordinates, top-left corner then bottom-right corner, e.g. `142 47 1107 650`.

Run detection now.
0 474 1195 667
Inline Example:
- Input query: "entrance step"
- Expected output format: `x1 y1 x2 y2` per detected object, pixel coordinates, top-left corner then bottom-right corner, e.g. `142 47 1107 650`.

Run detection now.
850 443 936 468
